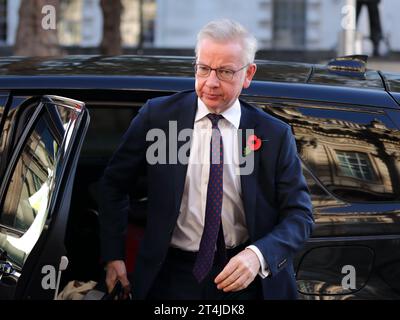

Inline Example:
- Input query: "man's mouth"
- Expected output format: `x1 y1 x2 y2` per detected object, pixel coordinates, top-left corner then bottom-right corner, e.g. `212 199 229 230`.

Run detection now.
204 93 220 99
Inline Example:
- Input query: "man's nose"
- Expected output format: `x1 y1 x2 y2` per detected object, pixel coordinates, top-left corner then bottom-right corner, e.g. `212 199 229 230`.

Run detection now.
205 70 220 87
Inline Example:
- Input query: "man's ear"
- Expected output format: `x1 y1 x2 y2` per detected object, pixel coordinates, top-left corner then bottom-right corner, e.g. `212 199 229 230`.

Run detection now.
243 63 257 89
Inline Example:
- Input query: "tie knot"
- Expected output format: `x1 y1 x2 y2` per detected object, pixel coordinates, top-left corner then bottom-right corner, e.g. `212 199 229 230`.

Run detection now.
207 113 224 127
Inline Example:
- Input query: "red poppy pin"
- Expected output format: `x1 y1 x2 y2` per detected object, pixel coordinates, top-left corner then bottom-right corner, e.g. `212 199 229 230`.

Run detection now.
244 134 262 156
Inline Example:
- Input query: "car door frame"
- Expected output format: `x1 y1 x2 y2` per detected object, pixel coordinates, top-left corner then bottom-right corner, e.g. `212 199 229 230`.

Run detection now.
0 95 90 299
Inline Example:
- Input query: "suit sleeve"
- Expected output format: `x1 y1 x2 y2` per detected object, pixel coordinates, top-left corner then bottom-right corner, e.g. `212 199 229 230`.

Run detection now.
254 126 314 277
98 101 151 263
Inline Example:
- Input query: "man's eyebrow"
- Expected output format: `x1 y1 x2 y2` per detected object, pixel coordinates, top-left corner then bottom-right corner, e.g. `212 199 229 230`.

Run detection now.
218 65 235 69
197 62 236 69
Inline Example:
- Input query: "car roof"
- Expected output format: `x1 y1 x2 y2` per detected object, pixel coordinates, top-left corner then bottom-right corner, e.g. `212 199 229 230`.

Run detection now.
0 55 399 108
0 55 384 87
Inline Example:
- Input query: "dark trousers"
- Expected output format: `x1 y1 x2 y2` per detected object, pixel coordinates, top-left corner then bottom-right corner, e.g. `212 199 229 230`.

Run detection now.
356 0 382 55
147 243 262 300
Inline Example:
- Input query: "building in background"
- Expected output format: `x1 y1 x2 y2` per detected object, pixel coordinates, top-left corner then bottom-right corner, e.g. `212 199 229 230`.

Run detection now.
154 0 400 56
0 0 399 58
0 0 156 51
56 0 156 48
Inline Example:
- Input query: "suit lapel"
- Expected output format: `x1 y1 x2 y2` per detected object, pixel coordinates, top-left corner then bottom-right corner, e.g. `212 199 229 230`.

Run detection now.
173 92 197 215
238 102 260 239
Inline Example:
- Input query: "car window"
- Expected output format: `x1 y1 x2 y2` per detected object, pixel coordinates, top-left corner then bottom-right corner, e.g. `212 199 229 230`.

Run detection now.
0 94 10 167
0 103 76 266
0 104 7 165
0 94 8 124
0 97 38 177
0 98 4 125
258 101 400 204
0 115 59 232
80 106 138 159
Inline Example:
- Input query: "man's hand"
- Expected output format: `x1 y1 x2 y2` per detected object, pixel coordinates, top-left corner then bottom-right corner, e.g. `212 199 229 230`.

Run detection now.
214 248 260 292
105 260 131 299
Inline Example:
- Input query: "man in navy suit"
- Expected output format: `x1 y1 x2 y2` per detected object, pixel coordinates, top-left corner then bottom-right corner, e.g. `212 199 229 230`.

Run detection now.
99 19 313 300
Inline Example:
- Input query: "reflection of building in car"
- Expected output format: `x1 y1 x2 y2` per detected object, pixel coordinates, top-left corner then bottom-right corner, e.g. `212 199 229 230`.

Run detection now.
264 104 400 203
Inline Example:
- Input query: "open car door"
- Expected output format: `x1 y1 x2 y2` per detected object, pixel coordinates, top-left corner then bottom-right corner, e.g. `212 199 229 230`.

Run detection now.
0 95 89 299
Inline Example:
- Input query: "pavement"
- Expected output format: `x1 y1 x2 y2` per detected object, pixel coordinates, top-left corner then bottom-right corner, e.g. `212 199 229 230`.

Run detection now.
367 57 400 73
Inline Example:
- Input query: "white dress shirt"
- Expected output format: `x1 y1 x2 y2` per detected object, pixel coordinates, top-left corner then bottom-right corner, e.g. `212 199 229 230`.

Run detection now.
170 98 269 278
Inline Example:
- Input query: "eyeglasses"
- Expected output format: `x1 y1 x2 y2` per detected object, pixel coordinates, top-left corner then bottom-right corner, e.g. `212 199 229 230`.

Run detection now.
194 63 249 81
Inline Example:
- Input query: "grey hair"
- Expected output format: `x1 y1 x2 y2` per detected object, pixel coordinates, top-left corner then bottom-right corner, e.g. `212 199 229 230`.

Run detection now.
195 19 258 64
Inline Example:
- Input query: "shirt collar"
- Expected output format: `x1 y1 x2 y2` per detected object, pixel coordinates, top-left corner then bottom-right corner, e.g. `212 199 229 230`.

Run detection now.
195 97 241 129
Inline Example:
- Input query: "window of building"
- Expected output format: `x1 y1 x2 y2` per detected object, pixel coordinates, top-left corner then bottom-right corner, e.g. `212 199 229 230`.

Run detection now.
121 0 155 47
273 0 305 49
58 0 82 46
336 151 374 181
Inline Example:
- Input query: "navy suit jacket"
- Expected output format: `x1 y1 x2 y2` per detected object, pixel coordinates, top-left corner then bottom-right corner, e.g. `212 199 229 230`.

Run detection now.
99 90 314 299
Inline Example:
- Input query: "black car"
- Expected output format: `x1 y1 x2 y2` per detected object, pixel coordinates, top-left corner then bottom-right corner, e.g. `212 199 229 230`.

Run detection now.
0 55 400 300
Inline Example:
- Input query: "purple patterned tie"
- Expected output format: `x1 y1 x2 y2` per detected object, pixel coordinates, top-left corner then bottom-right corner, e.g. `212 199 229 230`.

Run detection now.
193 113 226 283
